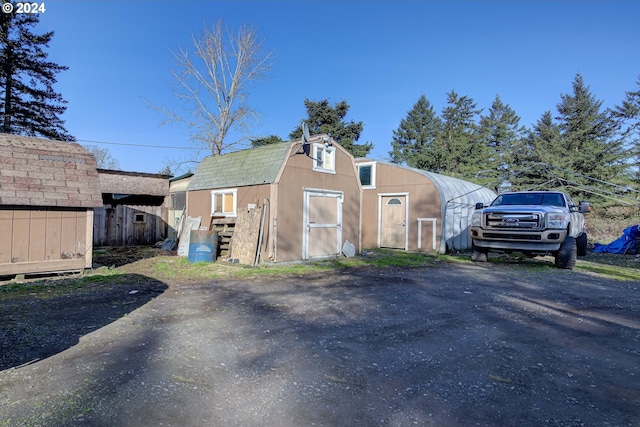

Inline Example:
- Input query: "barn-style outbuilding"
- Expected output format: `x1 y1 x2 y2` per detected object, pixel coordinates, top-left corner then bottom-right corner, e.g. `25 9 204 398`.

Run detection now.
0 134 102 276
355 160 497 254
93 169 171 247
186 135 362 262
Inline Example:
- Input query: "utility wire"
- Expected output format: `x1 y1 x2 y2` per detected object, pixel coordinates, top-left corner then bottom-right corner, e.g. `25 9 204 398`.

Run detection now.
76 138 201 150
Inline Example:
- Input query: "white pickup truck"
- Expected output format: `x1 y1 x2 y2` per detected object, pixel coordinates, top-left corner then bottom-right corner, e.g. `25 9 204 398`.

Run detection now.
469 191 591 269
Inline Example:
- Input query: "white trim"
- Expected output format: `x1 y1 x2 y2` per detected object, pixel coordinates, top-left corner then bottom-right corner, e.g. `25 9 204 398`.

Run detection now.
357 161 376 189
211 188 238 217
312 143 336 174
377 193 409 250
417 217 438 251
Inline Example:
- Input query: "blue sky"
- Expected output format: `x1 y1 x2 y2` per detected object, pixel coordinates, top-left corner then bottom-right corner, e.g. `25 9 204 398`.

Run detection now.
36 0 640 174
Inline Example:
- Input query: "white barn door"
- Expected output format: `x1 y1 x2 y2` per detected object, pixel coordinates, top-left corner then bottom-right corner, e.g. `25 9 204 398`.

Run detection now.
303 189 343 259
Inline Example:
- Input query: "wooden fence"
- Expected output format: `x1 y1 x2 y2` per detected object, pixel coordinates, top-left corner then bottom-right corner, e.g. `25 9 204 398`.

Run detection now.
93 204 166 247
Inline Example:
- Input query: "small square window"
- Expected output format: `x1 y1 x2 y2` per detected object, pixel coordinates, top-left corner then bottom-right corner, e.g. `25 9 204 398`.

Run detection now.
312 143 336 173
134 213 146 223
211 188 237 217
357 162 376 188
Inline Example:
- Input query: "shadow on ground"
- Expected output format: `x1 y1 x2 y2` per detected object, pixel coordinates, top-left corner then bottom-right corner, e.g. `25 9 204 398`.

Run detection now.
0 274 167 370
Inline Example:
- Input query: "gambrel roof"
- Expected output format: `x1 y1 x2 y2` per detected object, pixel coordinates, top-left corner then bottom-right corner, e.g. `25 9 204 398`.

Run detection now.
0 134 102 208
187 142 292 191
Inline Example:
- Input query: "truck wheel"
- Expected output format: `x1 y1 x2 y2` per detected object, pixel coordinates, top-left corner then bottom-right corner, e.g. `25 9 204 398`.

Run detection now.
577 232 588 257
471 244 488 262
555 236 577 269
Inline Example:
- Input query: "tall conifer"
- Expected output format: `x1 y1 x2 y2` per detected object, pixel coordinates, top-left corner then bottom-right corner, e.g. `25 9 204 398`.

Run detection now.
0 11 72 140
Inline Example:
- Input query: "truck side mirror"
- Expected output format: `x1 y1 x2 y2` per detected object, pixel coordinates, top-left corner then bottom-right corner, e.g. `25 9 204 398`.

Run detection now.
578 201 591 213
475 202 485 210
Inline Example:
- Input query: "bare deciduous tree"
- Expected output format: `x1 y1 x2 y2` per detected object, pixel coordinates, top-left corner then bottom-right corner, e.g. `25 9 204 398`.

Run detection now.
155 20 274 158
85 145 120 169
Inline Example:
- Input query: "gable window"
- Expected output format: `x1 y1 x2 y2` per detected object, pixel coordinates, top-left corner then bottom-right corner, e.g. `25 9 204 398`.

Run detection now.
312 143 336 173
211 188 237 217
357 162 376 188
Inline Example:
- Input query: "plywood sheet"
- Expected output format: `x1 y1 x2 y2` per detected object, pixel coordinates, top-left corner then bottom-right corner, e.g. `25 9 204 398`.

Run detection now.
230 205 263 265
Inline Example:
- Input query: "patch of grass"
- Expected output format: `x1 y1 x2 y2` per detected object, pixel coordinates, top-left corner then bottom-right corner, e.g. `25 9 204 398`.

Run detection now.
576 261 640 282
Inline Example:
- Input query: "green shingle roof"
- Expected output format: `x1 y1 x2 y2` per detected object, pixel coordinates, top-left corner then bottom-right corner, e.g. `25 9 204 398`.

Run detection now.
187 142 291 191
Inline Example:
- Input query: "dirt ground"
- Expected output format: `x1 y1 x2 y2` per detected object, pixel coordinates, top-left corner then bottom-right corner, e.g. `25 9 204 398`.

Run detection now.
1 255 639 427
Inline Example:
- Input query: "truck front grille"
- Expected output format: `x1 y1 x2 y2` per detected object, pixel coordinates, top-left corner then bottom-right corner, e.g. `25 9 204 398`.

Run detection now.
483 233 542 241
485 212 542 230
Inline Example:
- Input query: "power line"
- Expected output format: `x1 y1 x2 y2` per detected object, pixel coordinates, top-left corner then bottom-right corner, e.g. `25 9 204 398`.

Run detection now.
76 138 200 150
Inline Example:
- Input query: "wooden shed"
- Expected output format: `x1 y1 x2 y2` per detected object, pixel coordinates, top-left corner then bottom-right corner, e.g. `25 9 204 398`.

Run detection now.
187 135 362 263
0 134 102 276
355 160 496 254
167 172 193 240
93 169 170 246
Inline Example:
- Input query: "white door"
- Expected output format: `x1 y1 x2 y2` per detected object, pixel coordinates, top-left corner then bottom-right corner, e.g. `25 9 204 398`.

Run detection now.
380 195 407 249
303 190 343 259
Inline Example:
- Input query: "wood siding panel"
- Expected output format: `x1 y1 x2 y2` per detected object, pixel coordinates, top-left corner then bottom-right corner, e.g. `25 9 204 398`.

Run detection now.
0 210 13 264
0 208 90 276
29 210 47 262
11 210 30 263
61 211 78 257
93 205 166 247
45 210 62 261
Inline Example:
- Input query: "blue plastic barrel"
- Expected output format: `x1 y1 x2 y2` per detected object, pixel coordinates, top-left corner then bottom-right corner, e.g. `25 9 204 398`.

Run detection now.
187 230 218 263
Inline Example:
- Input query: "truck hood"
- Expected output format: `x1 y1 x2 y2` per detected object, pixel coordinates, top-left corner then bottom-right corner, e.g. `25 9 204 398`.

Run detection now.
482 205 566 214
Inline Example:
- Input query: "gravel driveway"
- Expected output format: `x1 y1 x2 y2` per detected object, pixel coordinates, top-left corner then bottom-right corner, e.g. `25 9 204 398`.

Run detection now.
1 261 639 426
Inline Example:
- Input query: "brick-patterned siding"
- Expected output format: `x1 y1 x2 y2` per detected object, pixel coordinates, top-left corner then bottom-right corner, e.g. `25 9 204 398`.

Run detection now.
0 134 102 208
97 169 170 196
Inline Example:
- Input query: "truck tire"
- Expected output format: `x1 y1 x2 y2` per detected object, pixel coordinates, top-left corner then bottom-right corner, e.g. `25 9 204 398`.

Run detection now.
576 233 587 256
471 243 488 262
555 236 577 269
577 232 588 257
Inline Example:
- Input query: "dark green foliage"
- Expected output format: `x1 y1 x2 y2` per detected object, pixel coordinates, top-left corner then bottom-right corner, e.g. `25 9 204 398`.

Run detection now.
611 76 640 184
556 74 624 188
290 99 373 157
477 95 527 191
438 90 483 178
510 74 629 205
251 134 283 148
0 12 73 140
389 94 442 170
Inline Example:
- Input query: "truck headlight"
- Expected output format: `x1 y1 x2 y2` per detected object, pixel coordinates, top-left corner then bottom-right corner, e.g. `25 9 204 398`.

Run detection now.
546 213 568 229
471 212 482 227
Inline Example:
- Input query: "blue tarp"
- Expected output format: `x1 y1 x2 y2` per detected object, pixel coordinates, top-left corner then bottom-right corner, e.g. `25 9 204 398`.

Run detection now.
593 225 640 254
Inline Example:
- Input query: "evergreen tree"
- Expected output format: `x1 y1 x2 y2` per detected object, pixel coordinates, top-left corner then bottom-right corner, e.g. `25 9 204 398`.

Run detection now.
438 90 482 179
611 76 640 184
0 11 73 140
251 135 283 148
388 94 442 170
556 73 625 191
509 111 564 190
477 95 527 191
290 99 373 158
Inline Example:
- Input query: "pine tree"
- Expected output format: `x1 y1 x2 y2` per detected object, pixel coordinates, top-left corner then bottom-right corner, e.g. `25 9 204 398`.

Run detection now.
611 76 640 184
509 111 565 190
290 99 373 158
251 135 283 148
477 95 527 191
556 74 625 192
0 12 72 140
439 90 482 179
389 94 442 170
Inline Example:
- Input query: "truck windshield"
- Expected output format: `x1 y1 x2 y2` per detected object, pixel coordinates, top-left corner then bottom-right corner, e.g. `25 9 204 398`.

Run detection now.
491 193 565 207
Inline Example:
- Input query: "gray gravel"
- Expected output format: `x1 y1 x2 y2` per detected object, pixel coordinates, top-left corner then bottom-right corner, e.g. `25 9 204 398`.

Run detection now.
1 261 639 426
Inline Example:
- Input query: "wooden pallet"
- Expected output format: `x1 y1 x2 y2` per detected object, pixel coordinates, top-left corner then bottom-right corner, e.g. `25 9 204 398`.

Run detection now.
209 217 236 257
